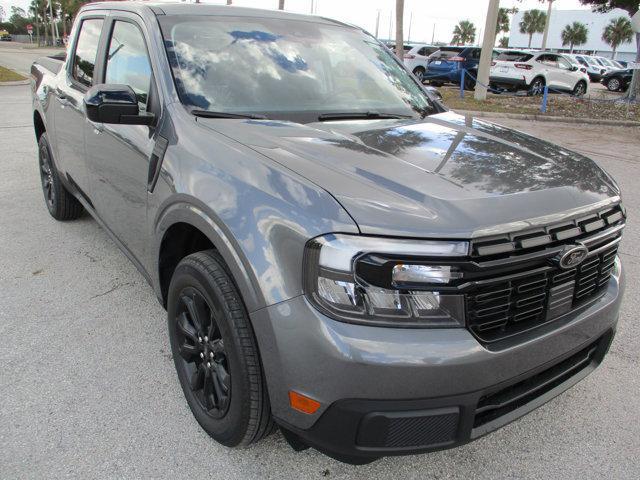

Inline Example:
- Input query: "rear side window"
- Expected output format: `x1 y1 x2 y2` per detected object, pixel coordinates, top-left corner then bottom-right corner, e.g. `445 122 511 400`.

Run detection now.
497 52 533 62
72 18 104 87
105 21 152 108
429 48 464 59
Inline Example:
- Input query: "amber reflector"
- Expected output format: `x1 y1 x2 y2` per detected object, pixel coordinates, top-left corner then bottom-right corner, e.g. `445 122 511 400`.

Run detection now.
288 391 321 414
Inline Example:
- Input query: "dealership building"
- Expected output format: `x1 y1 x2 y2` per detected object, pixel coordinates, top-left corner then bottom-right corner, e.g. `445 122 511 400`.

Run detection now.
508 8 638 62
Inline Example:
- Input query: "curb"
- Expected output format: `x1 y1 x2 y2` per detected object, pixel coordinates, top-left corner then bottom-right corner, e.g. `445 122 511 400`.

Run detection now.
455 109 640 128
0 79 30 86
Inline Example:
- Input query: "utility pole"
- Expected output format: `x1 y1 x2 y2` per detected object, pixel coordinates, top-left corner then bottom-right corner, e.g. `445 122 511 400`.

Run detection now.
474 0 499 101
375 10 380 38
541 0 554 51
388 10 393 41
431 23 435 44
278 0 285 10
395 0 404 59
407 11 413 43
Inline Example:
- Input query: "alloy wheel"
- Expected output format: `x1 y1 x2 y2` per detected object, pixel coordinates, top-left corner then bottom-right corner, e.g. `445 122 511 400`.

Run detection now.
607 78 620 91
174 287 231 418
413 69 424 82
38 143 55 208
530 79 544 96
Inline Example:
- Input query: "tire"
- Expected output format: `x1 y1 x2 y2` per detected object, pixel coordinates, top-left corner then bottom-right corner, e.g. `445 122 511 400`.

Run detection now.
167 250 274 447
606 77 621 92
38 133 84 220
412 67 425 83
463 71 476 91
528 77 545 96
573 80 587 97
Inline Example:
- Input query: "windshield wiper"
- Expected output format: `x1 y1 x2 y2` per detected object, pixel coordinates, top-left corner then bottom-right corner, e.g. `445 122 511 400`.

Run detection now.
317 111 414 121
191 109 267 120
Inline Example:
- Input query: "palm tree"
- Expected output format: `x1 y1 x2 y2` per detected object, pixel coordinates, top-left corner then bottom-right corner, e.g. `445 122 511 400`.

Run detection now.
519 9 546 48
495 7 517 41
602 16 633 60
499 36 509 48
561 21 588 53
451 20 476 46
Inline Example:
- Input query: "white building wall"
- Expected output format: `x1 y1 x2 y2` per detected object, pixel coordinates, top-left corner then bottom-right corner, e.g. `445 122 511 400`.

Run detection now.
508 8 638 61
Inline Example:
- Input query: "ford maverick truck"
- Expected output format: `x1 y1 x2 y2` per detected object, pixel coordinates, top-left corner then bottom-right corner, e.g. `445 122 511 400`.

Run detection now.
31 2 625 464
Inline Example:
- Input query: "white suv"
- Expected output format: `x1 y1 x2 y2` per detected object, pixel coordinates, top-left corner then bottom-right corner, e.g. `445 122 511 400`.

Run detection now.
490 51 589 96
403 44 441 82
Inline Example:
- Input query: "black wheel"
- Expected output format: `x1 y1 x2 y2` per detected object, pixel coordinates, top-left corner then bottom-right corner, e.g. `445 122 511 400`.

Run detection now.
463 71 476 91
168 250 274 447
412 67 425 83
528 77 545 96
38 133 83 220
573 81 587 97
606 77 621 92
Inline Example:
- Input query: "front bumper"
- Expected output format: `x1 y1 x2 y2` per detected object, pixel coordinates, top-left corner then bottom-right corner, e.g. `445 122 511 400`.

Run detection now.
250 263 624 462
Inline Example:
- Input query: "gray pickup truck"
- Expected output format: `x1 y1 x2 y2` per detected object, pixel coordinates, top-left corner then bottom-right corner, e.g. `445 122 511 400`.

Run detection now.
31 2 625 464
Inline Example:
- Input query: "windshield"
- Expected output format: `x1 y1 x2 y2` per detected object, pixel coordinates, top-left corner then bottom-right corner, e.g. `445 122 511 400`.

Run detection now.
158 15 434 122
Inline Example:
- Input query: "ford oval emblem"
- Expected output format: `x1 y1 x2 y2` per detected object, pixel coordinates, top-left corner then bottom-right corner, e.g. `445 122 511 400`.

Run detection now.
557 245 589 270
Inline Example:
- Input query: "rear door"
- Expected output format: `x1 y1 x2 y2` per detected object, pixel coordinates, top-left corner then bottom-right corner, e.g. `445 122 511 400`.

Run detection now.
84 12 159 260
52 13 106 201
537 54 562 89
556 55 577 90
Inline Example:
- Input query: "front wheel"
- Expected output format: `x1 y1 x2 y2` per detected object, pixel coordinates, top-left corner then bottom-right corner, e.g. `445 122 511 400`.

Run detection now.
606 77 621 92
412 67 425 83
573 81 587 97
167 250 274 447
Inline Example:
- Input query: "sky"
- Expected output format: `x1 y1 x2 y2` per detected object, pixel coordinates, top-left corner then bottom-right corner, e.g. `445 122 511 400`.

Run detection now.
0 0 593 44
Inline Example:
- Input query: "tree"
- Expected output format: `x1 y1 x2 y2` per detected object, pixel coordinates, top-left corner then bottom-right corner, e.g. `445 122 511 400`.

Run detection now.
561 21 589 52
495 7 518 40
602 16 634 58
579 1 639 100
395 0 404 59
452 20 476 45
499 36 509 47
519 9 547 47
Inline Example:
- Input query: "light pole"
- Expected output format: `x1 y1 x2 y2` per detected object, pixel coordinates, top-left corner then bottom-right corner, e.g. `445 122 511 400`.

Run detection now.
474 0 500 101
541 0 554 51
375 10 380 38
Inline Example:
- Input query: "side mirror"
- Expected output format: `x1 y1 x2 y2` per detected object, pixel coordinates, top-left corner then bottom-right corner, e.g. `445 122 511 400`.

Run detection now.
570 65 579 72
84 84 154 126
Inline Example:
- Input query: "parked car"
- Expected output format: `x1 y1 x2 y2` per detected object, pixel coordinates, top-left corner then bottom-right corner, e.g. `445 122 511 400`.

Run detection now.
601 68 633 92
32 2 626 465
490 51 589 96
0 30 12 41
425 46 498 89
569 54 607 82
593 56 619 74
403 44 442 82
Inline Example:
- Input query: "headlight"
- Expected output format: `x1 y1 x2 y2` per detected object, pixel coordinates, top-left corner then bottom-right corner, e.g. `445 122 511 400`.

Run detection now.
304 234 469 327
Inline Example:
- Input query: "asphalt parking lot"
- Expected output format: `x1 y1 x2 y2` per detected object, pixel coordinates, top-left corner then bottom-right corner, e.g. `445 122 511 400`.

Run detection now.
1 46 639 479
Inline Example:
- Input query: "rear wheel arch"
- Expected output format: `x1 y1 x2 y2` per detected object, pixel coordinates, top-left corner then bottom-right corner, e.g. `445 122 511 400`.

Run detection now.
155 203 264 312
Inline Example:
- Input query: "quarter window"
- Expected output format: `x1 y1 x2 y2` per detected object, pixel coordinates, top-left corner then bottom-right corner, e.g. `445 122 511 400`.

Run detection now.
105 21 152 107
72 18 104 87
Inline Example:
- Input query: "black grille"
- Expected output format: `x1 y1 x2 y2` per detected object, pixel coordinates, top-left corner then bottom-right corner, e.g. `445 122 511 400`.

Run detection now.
465 204 623 344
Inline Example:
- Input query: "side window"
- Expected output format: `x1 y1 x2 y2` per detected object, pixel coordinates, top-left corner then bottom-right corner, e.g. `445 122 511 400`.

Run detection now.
558 57 572 70
72 18 104 87
418 47 428 56
105 21 152 108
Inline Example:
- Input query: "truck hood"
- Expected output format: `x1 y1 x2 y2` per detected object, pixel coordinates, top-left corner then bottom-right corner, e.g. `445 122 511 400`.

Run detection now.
198 111 619 238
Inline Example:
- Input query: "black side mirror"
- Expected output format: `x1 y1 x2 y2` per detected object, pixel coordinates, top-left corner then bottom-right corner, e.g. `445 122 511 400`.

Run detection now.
84 84 154 126
570 65 579 72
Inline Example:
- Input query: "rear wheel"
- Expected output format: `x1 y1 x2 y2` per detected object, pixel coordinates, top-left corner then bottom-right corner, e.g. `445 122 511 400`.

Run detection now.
528 77 545 96
168 250 274 447
463 71 476 91
412 67 426 83
606 77 621 92
38 133 83 220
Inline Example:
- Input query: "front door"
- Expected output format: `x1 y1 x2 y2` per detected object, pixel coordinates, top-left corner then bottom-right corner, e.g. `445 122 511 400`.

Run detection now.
84 14 157 261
